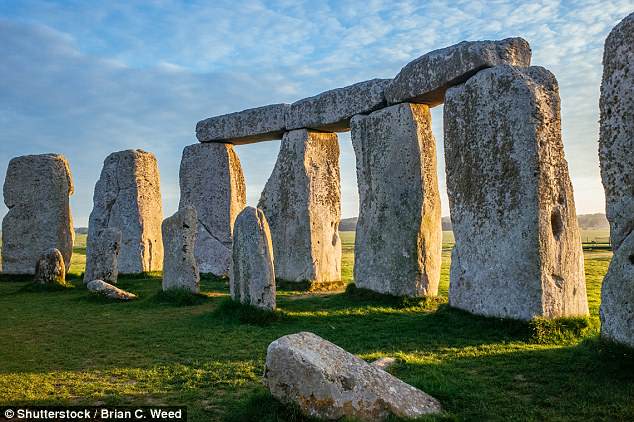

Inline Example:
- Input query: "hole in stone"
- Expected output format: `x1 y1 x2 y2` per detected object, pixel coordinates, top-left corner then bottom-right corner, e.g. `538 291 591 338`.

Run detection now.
551 209 564 239
629 254 634 265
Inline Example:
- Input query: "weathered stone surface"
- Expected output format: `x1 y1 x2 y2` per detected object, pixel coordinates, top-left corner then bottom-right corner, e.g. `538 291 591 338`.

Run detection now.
87 150 163 274
179 143 246 276
444 65 588 320
351 103 441 297
264 332 441 421
599 12 634 252
599 13 634 347
84 228 121 285
2 153 74 274
385 37 531 106
87 279 137 300
34 248 66 285
258 129 341 285
285 79 391 132
230 207 276 310
196 104 288 144
162 206 199 293
370 357 397 371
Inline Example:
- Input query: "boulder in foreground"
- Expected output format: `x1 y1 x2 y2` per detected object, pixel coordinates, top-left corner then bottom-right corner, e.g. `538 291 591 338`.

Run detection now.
86 279 137 300
264 332 441 421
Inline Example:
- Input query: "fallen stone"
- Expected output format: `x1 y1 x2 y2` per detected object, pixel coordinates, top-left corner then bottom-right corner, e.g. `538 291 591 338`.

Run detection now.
196 103 288 144
87 279 137 300
87 149 164 274
599 12 634 252
444 65 588 320
370 357 397 371
162 206 200 293
179 143 246 276
285 79 391 132
599 12 634 348
230 207 276 310
385 37 531 106
84 228 121 285
1 153 74 274
351 103 441 297
34 248 66 286
264 332 441 421
258 129 341 285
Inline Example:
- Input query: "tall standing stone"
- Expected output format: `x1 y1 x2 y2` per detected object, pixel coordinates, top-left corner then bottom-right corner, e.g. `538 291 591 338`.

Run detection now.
599 13 634 347
258 129 341 287
230 207 276 310
2 154 74 274
87 149 163 274
444 65 588 320
162 206 200 293
351 103 441 297
179 143 246 276
84 228 121 284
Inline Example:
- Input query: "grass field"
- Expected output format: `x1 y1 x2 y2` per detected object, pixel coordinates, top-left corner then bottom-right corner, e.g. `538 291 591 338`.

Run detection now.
0 232 632 421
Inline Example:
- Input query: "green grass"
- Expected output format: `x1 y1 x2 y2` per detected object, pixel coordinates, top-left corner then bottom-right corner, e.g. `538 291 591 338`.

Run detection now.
0 233 632 421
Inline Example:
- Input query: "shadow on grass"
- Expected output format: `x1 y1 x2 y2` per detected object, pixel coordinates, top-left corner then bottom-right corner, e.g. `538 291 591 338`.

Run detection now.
212 298 285 326
153 288 210 307
17 280 76 293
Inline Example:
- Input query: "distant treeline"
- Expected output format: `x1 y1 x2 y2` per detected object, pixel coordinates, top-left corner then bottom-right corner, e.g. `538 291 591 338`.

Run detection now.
338 213 609 232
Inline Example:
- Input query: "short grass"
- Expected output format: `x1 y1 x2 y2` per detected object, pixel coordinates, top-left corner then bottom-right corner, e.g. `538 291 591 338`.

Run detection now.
0 233 632 421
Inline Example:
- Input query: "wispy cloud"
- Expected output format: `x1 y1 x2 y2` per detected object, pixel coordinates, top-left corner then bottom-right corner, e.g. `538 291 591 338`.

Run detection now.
1 0 632 223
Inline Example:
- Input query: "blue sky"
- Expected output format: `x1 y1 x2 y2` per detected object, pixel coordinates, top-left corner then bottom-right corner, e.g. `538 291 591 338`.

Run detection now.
1 0 631 225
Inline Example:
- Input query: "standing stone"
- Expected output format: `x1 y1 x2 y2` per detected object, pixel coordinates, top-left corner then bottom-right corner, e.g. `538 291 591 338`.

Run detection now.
230 207 276 310
258 129 341 287
87 150 163 274
444 65 588 320
34 248 66 286
264 332 442 421
84 228 121 284
350 103 441 297
179 143 246 276
162 206 199 293
385 37 531 106
2 154 74 274
599 13 634 347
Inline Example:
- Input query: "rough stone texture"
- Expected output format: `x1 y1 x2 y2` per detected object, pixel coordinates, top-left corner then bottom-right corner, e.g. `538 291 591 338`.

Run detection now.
599 13 634 347
84 228 121 285
87 279 137 300
370 357 397 371
351 103 441 297
444 65 588 320
87 150 163 274
196 104 288 145
230 207 276 310
2 153 74 274
385 37 531 106
258 129 341 285
599 12 634 252
179 143 246 276
264 332 441 421
162 206 200 293
34 248 66 285
285 79 391 132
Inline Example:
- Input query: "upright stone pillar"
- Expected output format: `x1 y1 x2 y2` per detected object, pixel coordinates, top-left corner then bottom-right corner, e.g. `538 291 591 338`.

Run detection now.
179 143 246 277
87 149 164 274
162 206 200 293
444 65 588 320
230 207 276 310
351 103 441 297
2 154 74 274
599 13 634 347
258 129 341 287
